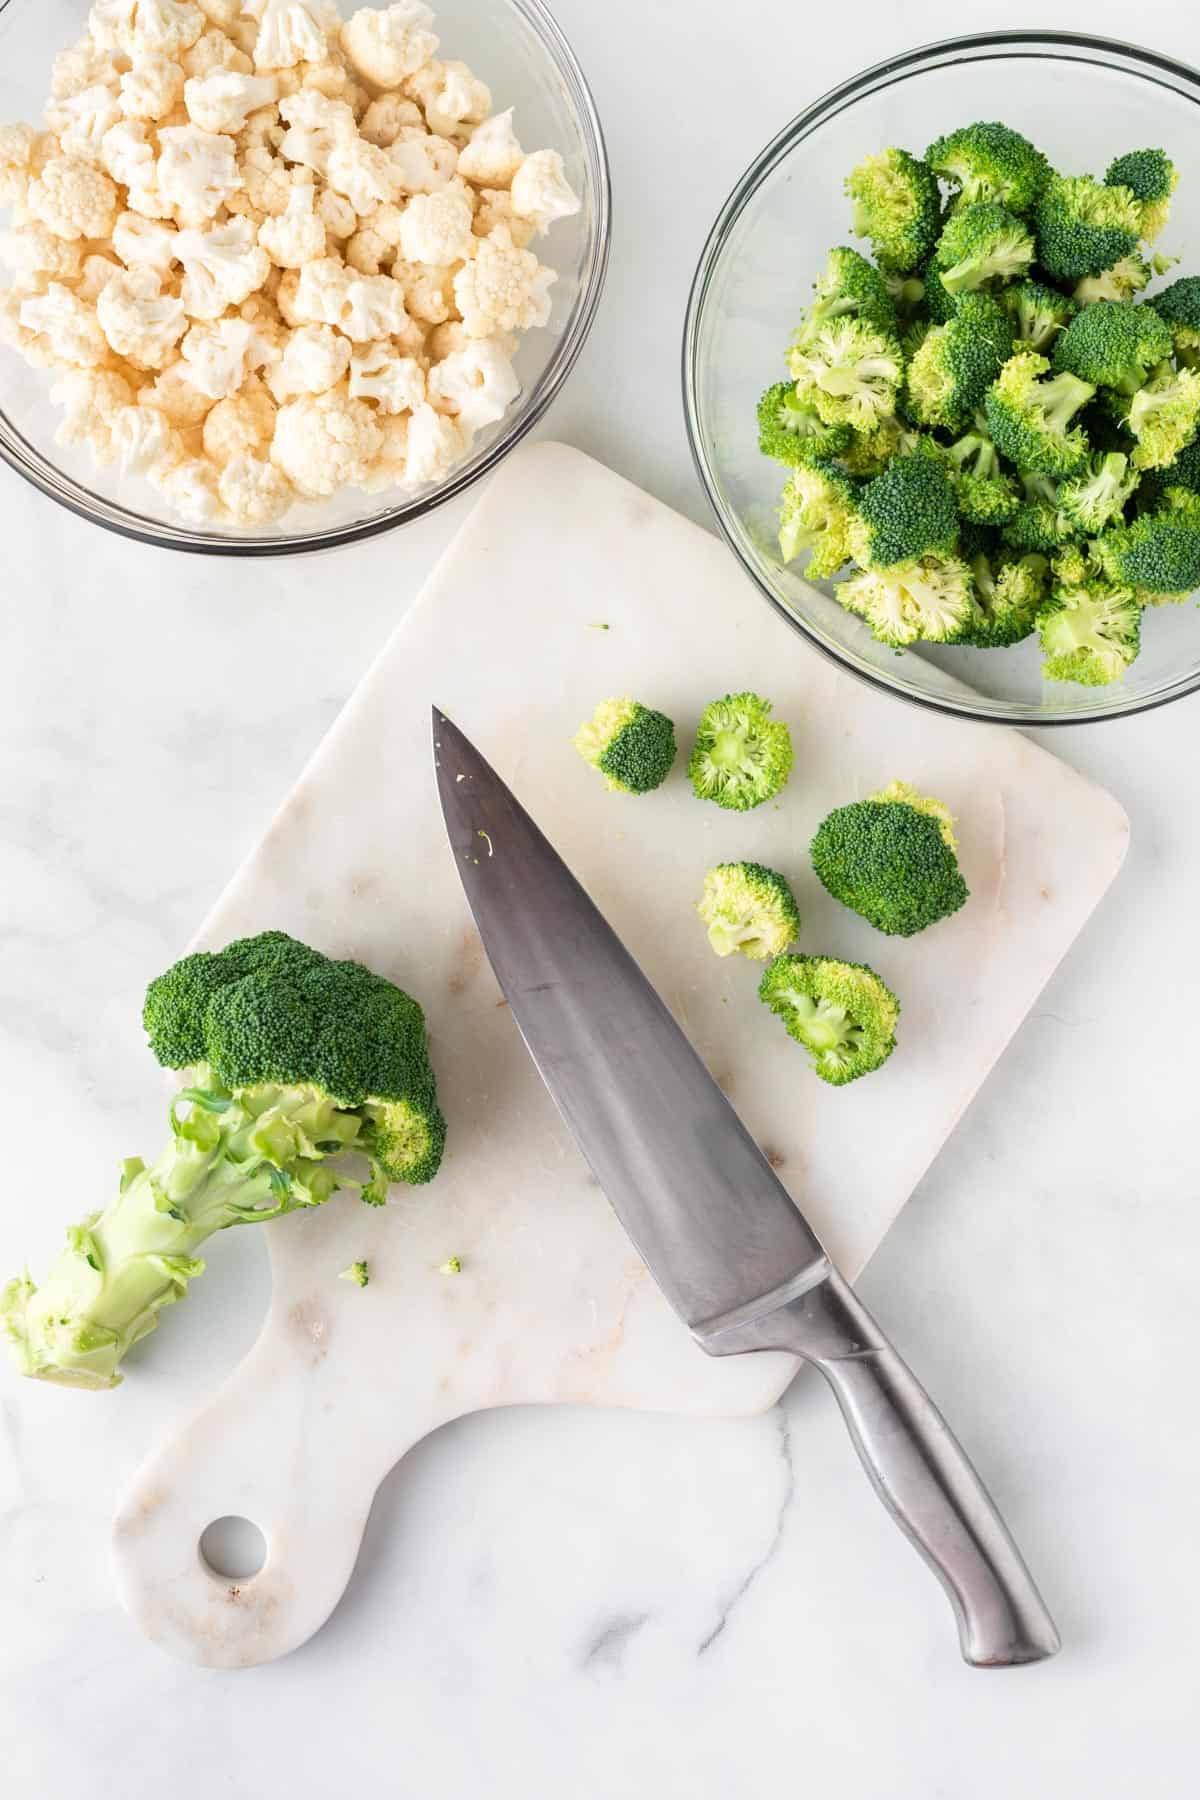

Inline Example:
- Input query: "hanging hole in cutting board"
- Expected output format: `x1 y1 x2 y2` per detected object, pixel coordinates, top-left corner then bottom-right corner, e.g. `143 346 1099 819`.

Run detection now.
199 1516 267 1582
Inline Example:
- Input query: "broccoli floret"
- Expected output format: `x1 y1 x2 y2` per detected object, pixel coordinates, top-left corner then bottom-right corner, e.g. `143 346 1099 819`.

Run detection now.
954 548 1048 647
339 1260 369 1288
984 350 1095 477
1095 490 1200 596
840 415 920 476
810 789 969 936
1136 432 1200 501
788 315 904 432
845 147 941 272
757 382 853 465
793 245 900 351
1000 278 1077 352
697 862 801 961
905 292 1012 431
2 934 445 1388
1052 300 1173 394
778 454 859 576
1105 149 1178 242
835 553 974 648
574 697 676 795
942 413 1020 524
1150 276 1200 368
1037 574 1141 685
1057 451 1139 533
925 121 1050 216
758 955 899 1087
1116 364 1200 470
847 440 959 568
933 201 1035 295
688 693 794 811
1035 174 1142 283
1073 253 1153 306
1001 471 1080 552
918 257 959 324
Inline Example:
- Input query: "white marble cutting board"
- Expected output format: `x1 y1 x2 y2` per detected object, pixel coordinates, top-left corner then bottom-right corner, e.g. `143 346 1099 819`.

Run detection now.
110 443 1129 1669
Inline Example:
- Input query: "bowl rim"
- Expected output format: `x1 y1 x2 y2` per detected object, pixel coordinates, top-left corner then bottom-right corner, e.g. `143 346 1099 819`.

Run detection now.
682 29 1200 728
0 0 612 558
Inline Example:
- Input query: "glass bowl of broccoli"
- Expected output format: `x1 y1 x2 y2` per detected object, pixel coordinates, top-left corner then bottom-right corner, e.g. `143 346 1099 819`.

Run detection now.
684 31 1200 724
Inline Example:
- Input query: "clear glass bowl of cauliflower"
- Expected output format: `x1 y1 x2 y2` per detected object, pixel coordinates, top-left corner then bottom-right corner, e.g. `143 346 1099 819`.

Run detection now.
0 0 608 550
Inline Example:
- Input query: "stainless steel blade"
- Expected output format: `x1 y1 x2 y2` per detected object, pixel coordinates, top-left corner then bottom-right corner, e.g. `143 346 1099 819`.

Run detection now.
433 708 828 1338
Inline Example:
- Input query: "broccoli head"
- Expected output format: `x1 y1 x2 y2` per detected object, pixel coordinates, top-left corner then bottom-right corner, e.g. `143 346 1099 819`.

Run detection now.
1150 276 1200 369
1000 278 1077 352
942 414 1020 524
810 788 969 936
836 553 974 648
918 257 960 324
1037 570 1141 685
1001 471 1080 552
1073 253 1154 307
956 548 1049 647
3 934 446 1388
933 200 1035 295
688 692 794 811
1035 174 1142 283
778 453 859 577
1052 300 1173 395
845 147 941 272
758 955 899 1087
787 315 904 432
1057 451 1139 534
793 245 899 351
1136 431 1200 501
574 697 677 795
847 440 959 568
925 121 1050 216
984 350 1095 477
1105 149 1178 242
697 862 801 961
905 292 1013 432
1116 364 1200 470
1095 489 1200 597
757 381 853 466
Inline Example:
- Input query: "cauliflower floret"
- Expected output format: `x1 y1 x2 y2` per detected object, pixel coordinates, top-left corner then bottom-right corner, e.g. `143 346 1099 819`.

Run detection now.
345 203 403 275
100 119 157 190
47 85 123 167
0 224 83 285
20 283 108 366
237 292 288 368
150 454 224 520
340 5 438 90
118 53 186 123
258 182 326 267
247 0 340 72
389 127 457 195
395 256 453 324
124 160 174 221
97 266 187 366
0 125 38 212
427 338 519 432
454 224 554 338
277 89 355 176
270 384 382 495
237 145 293 217
266 320 350 398
202 377 276 460
52 39 119 103
51 366 135 458
195 0 243 27
427 316 468 361
471 186 534 249
325 138 399 215
28 157 120 242
110 400 183 474
348 341 424 412
175 216 269 317
317 187 359 241
510 149 580 237
157 126 243 224
220 452 293 522
292 254 349 325
396 183 474 266
77 253 125 302
0 287 58 367
361 408 409 490
138 355 215 422
184 70 278 133
404 398 465 485
112 210 179 274
275 266 303 325
89 1 205 57
181 26 254 79
342 272 415 343
456 110 523 189
179 316 261 397
406 59 490 139
359 93 421 148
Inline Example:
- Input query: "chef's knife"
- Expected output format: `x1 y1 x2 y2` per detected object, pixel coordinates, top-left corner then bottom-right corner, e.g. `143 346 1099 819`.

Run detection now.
433 709 1060 1668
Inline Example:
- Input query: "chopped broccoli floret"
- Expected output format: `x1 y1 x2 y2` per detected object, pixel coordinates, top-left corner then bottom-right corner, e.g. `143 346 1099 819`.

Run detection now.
810 790 969 936
1057 451 1139 533
1035 175 1142 283
697 862 801 961
942 413 1020 524
1137 432 1200 500
787 315 904 431
1116 363 1200 470
757 382 853 465
1037 574 1141 685
1095 490 1200 595
1001 471 1080 552
918 257 959 324
840 415 920 476
688 693 794 812
339 1261 369 1288
933 201 1035 295
1105 149 1178 242
1000 278 1077 351
956 548 1049 647
793 245 900 351
925 121 1050 216
985 350 1095 477
778 453 859 576
1073 253 1153 306
836 553 974 648
905 292 1012 431
574 697 676 795
1150 275 1200 368
847 440 959 568
758 955 899 1087
2 934 445 1388
845 147 941 272
1052 300 1173 394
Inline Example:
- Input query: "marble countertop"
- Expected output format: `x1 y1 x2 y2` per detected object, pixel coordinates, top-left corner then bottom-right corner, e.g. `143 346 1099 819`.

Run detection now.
2 0 1197 1791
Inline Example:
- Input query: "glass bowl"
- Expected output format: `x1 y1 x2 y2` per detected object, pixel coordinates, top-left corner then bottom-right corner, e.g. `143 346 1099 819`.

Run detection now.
684 32 1200 726
0 0 609 555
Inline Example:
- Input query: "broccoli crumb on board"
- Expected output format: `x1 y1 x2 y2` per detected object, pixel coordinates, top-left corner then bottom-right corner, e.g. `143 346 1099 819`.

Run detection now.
574 697 677 795
438 1257 463 1276
339 1261 370 1289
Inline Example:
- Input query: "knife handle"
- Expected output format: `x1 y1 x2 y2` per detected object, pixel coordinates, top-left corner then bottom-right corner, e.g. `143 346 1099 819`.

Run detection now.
714 1271 1061 1668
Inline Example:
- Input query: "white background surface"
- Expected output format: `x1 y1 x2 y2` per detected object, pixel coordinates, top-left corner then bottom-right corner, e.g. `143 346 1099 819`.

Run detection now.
1 1 1197 1792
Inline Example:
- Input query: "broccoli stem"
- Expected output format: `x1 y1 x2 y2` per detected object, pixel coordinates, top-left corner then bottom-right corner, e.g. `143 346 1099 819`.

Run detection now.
1039 373 1093 432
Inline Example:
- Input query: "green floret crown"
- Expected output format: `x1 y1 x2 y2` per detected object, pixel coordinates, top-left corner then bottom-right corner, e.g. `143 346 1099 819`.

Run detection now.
1037 576 1141 686
1149 276 1200 365
1052 300 1173 395
943 413 1020 524
904 293 1012 431
758 955 900 1087
810 796 970 936
757 382 852 465
1105 149 1178 240
574 697 677 795
688 692 794 812
933 201 1034 295
984 350 1095 477
792 245 899 350
956 550 1048 647
845 148 941 272
847 440 959 568
925 121 1050 216
1057 452 1138 533
1096 494 1200 595
698 862 801 961
778 454 859 577
1035 174 1142 283
836 553 974 648
1123 365 1200 470
787 315 903 431
1001 279 1077 351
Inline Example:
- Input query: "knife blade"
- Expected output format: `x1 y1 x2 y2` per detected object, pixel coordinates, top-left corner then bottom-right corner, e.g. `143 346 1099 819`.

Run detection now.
433 709 1060 1668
